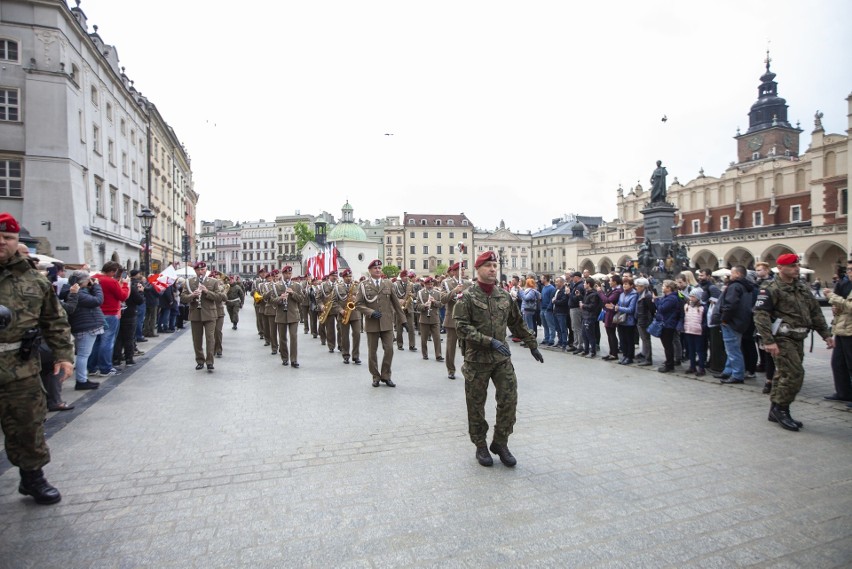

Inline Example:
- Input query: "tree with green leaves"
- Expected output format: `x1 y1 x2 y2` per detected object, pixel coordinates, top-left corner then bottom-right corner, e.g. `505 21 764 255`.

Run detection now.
382 265 400 278
294 221 314 251
434 263 448 277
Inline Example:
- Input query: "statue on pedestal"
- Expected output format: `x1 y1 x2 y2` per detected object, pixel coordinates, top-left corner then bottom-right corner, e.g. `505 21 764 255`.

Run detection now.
637 238 654 272
650 160 668 204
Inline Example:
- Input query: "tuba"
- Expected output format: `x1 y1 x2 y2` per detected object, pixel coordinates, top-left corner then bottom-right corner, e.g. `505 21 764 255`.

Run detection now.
341 283 357 326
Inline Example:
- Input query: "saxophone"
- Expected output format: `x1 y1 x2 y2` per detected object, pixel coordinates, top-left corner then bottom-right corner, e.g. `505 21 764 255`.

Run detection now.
341 283 357 326
318 283 334 324
401 283 413 311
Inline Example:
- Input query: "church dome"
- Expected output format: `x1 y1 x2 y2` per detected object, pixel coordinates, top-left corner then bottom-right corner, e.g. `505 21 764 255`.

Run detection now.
328 222 367 242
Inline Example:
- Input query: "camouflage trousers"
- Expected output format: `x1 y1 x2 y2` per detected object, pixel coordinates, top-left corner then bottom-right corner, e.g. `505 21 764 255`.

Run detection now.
0 353 50 470
462 359 518 447
770 337 805 405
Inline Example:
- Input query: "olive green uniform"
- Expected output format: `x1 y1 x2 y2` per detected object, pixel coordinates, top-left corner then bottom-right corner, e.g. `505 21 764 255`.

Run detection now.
0 254 73 470
753 278 830 405
454 282 536 447
226 282 245 327
440 275 471 375
335 281 361 362
418 287 442 359
393 280 416 350
179 275 227 365
273 280 305 364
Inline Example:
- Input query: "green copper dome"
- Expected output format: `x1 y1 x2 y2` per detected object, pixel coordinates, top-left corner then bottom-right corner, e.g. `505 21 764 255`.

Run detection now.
328 222 367 242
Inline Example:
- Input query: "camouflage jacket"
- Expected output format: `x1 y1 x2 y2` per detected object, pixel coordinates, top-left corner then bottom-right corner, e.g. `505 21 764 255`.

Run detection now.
753 278 830 344
0 254 73 363
454 282 536 364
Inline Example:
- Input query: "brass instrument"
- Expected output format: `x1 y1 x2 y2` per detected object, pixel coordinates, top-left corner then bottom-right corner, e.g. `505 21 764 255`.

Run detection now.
278 282 290 311
341 283 357 326
422 289 434 318
402 284 413 311
318 283 334 324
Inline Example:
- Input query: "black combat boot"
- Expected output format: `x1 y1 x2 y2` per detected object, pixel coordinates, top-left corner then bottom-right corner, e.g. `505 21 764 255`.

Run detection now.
19 468 62 505
475 446 493 467
768 403 799 431
768 403 803 428
489 442 517 467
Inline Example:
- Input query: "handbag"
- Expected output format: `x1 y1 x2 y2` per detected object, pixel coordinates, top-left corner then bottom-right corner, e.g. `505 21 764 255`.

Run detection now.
647 319 663 338
613 311 627 325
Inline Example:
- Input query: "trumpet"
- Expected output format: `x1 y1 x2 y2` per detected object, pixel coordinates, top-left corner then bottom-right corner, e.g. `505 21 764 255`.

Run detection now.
279 282 291 311
422 289 434 318
341 284 357 326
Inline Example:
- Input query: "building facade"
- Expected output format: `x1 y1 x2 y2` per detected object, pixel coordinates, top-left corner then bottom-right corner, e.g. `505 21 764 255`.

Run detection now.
473 220 532 282
239 219 276 275
401 212 474 275
274 211 315 275
215 224 241 275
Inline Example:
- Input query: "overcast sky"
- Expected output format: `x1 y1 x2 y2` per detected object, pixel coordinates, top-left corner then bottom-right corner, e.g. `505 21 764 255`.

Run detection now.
77 0 852 234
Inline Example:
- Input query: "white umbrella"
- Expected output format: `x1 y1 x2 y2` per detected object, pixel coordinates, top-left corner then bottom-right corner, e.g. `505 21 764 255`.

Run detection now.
591 273 608 281
771 266 814 274
31 253 66 269
711 268 731 277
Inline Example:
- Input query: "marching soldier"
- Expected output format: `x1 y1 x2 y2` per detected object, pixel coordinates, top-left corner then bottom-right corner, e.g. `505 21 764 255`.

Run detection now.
226 275 245 330
308 277 321 339
753 254 833 431
298 275 311 334
180 261 227 372
454 251 543 467
440 262 470 379
393 271 417 352
212 270 227 357
253 268 268 340
336 269 362 364
274 266 304 368
418 277 443 360
262 270 281 355
355 259 406 387
0 213 74 504
318 270 339 353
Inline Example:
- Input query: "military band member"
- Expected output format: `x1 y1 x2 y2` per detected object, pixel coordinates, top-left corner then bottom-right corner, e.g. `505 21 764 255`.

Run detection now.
308 277 321 339
180 261 227 371
393 271 417 352
318 270 339 353
297 275 311 334
418 277 443 360
212 270 227 357
273 266 304 368
254 268 268 339
335 269 362 364
226 275 245 330
355 259 406 387
440 262 470 379
454 251 543 467
410 272 423 335
753 254 833 431
262 270 281 354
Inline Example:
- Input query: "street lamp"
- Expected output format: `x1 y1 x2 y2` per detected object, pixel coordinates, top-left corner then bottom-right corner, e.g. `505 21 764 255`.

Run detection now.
498 246 506 283
137 207 155 275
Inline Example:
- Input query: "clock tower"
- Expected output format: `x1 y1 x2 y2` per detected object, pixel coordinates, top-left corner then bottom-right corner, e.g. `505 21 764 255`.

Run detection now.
735 52 802 164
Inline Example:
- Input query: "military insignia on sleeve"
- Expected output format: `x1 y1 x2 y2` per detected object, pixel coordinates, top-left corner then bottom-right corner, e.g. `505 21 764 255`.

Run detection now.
754 289 772 311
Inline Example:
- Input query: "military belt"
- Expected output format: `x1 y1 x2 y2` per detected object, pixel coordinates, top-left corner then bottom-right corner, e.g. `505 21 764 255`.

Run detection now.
0 341 22 352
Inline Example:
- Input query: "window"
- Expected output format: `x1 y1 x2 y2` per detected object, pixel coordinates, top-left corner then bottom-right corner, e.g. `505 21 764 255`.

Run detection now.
437 245 442 254
422 260 429 270
692 220 700 234
108 139 115 165
90 86 98 106
409 245 415 254
130 129 136 146
109 187 118 221
133 200 140 230
408 218 414 225
410 260 415 269
123 195 131 227
790 205 802 222
462 220 468 226
396 246 402 256
121 152 128 176
120 119 126 135
841 188 848 217
421 219 427 226
436 232 441 239
0 88 19 121
396 236 401 244
447 220 454 226
409 231 415 238
0 39 19 62
462 232 467 239
70 63 79 81
423 245 428 254
753 211 763 227
106 102 113 121
436 220 441 226
131 160 137 182
93 125 101 153
618 229 625 240
449 245 455 254
720 215 730 231
94 177 104 217
386 236 392 244
0 159 22 197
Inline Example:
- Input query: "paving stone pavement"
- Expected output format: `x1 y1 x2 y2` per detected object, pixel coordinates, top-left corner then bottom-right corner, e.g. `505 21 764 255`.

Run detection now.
1 317 851 568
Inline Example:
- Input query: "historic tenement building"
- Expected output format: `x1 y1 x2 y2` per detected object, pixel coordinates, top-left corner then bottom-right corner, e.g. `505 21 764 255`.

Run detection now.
473 220 533 282
0 1 193 269
578 59 849 282
399 212 474 275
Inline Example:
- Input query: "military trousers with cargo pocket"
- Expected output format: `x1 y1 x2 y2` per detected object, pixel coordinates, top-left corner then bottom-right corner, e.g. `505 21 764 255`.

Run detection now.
770 336 806 405
463 359 518 447
0 352 50 470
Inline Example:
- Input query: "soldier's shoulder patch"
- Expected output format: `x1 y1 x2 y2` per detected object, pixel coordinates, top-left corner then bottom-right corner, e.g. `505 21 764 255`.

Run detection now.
754 288 773 311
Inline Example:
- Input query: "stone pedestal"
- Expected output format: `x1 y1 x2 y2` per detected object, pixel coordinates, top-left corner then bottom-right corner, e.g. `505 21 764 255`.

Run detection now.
640 202 678 261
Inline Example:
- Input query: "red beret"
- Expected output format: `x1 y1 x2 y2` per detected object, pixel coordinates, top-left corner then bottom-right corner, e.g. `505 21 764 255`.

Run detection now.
271 269 280 276
193 261 206 269
368 259 382 269
281 265 293 272
257 268 267 274
408 272 416 278
0 212 20 233
328 270 338 276
340 268 352 277
776 254 799 266
474 251 498 268
423 276 434 284
448 262 460 272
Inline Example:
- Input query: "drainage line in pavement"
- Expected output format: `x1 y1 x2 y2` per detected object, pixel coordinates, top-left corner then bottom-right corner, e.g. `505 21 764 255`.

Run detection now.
0 330 184 477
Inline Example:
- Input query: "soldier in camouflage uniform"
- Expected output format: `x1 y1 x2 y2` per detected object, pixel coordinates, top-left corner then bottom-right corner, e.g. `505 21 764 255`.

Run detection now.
454 251 544 467
0 213 74 504
753 254 833 431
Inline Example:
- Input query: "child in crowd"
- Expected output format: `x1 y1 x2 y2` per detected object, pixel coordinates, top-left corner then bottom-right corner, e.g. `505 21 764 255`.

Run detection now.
683 289 706 376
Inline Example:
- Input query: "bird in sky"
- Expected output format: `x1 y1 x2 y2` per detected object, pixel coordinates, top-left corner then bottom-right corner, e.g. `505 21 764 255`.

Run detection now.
661 115 667 123
384 133 394 136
